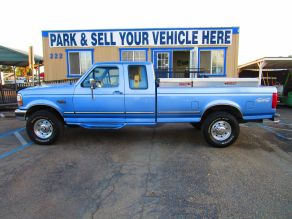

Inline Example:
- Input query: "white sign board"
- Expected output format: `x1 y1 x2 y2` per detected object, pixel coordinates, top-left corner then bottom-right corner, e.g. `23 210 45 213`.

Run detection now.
48 29 233 47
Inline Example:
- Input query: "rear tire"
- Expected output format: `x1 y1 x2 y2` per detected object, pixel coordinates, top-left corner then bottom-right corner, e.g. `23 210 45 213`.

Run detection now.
202 111 239 148
26 110 64 145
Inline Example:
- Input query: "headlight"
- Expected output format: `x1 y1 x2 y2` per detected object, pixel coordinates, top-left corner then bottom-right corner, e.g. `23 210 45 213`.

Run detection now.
17 94 23 106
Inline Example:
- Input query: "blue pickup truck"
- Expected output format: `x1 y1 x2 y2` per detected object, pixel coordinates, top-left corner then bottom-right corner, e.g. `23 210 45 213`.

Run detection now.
15 62 278 147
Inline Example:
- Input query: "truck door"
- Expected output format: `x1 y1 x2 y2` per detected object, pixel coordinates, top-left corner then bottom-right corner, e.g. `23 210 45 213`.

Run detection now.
124 64 156 124
73 65 125 127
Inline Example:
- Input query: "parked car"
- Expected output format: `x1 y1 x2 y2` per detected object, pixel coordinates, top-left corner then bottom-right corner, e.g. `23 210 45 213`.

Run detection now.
16 77 27 84
15 62 279 147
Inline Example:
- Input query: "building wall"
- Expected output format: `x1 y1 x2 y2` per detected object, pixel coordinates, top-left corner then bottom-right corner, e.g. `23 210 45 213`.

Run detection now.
42 28 239 81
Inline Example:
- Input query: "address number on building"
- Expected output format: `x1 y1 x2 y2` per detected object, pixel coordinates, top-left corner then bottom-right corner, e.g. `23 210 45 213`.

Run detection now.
49 53 63 59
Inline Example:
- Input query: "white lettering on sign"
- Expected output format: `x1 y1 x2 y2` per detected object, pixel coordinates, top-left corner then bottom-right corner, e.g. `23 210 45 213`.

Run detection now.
48 29 233 47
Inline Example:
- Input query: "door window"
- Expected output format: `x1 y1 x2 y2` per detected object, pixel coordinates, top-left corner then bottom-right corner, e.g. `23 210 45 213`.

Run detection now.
157 52 169 70
81 67 119 88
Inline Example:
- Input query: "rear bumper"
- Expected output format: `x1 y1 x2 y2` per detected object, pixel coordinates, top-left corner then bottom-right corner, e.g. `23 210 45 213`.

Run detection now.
270 113 280 122
15 109 27 121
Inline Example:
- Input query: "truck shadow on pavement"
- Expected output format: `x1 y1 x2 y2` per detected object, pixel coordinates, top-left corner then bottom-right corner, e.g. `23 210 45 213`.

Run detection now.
59 124 207 150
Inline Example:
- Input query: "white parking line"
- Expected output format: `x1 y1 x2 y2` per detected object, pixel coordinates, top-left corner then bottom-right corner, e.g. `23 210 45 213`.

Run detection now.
269 127 292 132
14 132 28 145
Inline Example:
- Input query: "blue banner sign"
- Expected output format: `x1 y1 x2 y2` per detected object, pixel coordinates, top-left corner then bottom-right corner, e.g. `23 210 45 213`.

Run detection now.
48 29 233 47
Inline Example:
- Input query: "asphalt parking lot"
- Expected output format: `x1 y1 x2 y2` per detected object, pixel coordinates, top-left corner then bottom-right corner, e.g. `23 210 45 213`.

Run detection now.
0 107 291 219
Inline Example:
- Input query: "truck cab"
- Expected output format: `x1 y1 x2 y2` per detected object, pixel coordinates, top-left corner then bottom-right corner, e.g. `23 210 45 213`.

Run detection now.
70 62 156 128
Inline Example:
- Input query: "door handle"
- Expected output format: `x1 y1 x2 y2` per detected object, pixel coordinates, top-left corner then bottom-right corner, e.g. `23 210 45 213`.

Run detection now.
113 91 123 95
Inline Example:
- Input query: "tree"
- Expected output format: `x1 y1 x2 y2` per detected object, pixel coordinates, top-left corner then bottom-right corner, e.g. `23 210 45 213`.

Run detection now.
15 67 26 77
0 65 13 73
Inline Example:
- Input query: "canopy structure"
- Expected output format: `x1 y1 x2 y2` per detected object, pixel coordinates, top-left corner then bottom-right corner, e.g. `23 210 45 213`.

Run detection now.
0 45 43 67
238 57 292 85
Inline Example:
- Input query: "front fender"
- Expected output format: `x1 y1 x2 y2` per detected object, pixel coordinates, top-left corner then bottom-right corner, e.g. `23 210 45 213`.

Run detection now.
22 99 64 116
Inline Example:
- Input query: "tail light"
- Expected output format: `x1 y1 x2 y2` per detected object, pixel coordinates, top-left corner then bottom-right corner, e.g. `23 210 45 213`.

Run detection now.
272 93 278 109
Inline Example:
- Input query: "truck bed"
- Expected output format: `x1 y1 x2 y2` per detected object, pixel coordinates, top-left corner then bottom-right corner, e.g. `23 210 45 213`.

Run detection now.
159 78 259 88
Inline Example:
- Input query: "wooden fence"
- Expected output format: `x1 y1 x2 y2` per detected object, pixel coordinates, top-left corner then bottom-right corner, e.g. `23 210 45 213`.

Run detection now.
0 78 79 106
0 88 17 105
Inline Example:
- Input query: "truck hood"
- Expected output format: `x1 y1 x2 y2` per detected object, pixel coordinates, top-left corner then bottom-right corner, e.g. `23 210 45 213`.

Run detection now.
19 84 76 95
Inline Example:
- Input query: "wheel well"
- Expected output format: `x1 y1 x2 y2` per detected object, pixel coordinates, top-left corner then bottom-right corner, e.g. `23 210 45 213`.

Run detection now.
201 105 243 123
26 105 64 122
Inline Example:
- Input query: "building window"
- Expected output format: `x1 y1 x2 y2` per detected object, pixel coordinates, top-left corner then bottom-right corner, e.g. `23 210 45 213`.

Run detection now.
128 65 148 89
199 48 226 75
81 66 119 88
157 52 170 70
120 49 147 62
66 49 93 76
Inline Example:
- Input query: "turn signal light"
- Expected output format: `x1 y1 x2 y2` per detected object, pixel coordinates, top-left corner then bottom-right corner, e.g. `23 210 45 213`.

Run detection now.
272 93 278 109
17 94 23 106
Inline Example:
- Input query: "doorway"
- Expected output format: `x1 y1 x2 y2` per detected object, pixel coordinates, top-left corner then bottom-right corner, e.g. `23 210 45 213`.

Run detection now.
153 49 193 78
172 51 190 78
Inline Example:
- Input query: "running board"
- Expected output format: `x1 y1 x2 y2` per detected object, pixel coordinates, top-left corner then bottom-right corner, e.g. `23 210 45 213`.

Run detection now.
79 123 126 129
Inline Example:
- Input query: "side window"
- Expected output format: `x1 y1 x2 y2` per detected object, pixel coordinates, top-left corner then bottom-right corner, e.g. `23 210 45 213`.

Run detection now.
128 65 148 89
199 49 225 74
82 67 119 88
67 50 93 76
121 50 147 61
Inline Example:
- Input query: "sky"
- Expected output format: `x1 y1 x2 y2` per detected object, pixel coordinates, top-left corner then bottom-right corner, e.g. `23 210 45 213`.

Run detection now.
0 0 291 65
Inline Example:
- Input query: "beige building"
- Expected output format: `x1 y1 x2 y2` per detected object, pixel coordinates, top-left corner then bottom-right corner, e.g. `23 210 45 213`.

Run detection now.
42 27 239 81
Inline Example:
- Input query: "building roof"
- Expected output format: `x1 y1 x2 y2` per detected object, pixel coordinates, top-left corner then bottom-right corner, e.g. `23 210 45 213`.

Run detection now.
238 57 292 72
0 45 43 67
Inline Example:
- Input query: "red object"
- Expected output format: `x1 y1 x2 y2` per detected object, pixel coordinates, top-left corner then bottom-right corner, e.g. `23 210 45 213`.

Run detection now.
224 81 237 85
272 93 278 109
39 72 45 78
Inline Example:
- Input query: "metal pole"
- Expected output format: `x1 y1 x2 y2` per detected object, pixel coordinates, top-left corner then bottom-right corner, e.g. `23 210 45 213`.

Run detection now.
13 66 17 92
38 64 41 85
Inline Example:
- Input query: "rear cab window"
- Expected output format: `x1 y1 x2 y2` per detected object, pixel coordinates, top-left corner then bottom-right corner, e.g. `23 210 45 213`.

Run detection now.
128 65 148 89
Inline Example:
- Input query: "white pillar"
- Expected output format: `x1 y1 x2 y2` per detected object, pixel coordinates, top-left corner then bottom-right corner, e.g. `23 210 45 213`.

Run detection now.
257 61 266 86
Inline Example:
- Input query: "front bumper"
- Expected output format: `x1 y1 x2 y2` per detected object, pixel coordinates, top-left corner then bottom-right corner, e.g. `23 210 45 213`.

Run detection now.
15 109 27 121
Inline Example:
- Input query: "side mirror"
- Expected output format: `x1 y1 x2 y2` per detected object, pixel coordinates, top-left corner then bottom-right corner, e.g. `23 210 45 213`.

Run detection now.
90 78 96 89
89 78 96 99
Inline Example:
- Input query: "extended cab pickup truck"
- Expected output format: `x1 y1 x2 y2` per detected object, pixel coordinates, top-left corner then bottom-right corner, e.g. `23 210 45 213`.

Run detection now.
15 62 279 147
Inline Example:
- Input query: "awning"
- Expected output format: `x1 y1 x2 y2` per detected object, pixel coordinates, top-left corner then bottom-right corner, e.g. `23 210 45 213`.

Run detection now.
238 57 292 71
0 45 43 67
238 57 292 85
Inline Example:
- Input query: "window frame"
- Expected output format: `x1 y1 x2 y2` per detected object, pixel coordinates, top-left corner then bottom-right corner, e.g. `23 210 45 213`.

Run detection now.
66 49 94 78
198 47 227 76
128 65 148 90
119 48 148 62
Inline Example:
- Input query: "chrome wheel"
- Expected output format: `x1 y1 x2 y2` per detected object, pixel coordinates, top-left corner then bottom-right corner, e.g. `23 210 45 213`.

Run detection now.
33 119 53 139
210 120 232 141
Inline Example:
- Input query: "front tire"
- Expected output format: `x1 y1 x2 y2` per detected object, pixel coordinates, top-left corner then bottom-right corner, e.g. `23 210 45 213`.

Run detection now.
26 110 64 145
202 111 239 148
